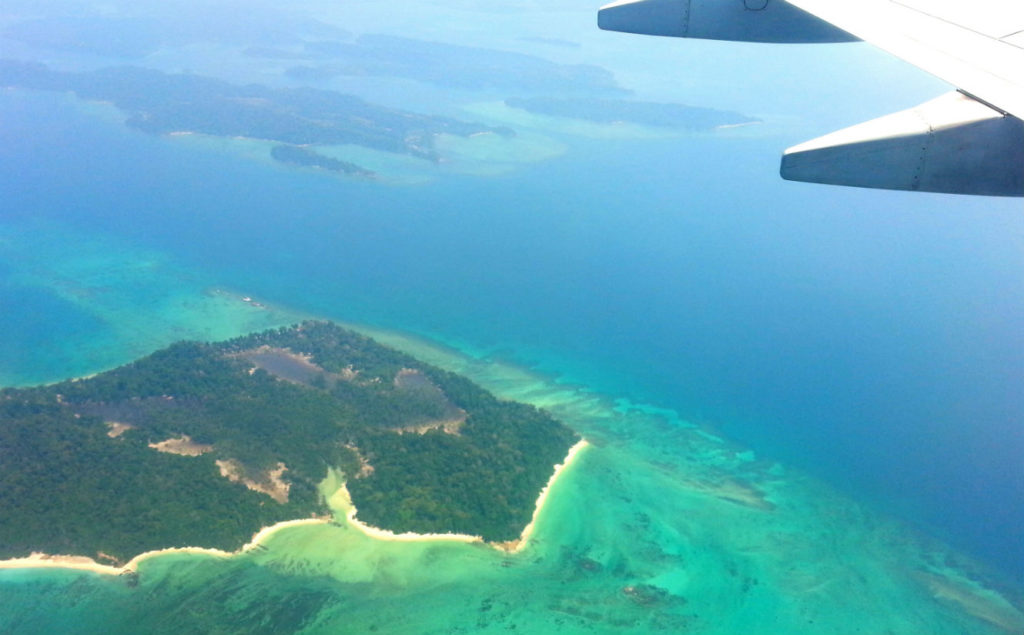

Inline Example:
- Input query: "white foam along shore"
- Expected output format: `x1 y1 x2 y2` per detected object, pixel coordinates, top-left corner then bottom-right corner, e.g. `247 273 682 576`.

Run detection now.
0 440 589 575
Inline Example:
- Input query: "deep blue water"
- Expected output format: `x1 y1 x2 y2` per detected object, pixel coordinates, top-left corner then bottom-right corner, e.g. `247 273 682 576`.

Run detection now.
1 89 1022 582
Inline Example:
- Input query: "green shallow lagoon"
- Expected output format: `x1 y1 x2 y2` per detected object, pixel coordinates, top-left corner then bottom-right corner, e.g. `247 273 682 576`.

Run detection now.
1 221 1021 634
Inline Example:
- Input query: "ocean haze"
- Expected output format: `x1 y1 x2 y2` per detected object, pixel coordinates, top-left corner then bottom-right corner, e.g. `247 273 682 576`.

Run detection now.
1 0 1022 632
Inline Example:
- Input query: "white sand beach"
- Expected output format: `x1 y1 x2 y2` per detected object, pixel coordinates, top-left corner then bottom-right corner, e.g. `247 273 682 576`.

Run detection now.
0 440 586 574
495 439 589 553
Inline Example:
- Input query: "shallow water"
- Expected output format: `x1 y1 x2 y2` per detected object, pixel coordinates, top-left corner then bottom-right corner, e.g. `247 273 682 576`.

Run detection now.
2 313 1022 633
1 222 1022 632
1 29 1022 632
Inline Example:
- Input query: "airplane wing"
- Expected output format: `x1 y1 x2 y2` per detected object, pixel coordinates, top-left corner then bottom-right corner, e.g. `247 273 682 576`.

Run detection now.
597 0 1024 196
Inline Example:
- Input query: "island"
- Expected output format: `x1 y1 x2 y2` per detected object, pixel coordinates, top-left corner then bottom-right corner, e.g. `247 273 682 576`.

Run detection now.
3 13 623 97
0 60 513 164
270 144 375 177
504 96 759 129
268 34 627 96
0 322 580 564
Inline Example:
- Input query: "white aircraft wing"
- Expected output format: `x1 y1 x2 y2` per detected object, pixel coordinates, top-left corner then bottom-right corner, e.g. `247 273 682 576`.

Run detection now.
598 0 1024 196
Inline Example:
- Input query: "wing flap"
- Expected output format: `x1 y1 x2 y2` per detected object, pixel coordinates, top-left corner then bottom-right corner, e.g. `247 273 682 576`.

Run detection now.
781 92 1024 196
595 0 1024 196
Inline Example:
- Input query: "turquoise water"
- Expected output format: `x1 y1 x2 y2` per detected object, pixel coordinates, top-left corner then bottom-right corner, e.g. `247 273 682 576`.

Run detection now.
1 290 1023 633
1 26 1023 633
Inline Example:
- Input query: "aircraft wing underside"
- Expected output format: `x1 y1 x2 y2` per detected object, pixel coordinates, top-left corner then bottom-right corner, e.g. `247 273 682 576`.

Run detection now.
598 0 1024 197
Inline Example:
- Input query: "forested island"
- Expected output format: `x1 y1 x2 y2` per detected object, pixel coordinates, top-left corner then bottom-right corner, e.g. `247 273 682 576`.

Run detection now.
505 97 759 129
4 11 625 97
0 60 512 162
0 322 579 563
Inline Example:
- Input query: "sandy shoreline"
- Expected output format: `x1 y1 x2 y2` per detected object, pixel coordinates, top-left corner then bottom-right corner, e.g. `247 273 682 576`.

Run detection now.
0 439 588 575
496 439 588 552
335 482 482 545
347 509 483 544
0 553 127 576
341 439 588 551
0 518 329 577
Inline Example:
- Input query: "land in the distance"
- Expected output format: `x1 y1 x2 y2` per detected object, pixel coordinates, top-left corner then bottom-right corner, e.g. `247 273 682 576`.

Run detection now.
4 10 625 97
504 97 759 129
258 34 627 96
0 322 579 564
0 60 512 166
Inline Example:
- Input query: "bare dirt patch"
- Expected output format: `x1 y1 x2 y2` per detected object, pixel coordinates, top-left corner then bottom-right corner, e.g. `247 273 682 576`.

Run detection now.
393 368 467 434
216 459 291 503
147 435 213 456
105 421 135 438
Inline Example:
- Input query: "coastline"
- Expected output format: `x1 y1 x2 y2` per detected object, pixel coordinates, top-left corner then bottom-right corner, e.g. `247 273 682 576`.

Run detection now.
330 472 481 544
337 439 589 551
0 441 589 575
345 500 483 545
0 553 126 576
0 519 329 578
494 439 589 553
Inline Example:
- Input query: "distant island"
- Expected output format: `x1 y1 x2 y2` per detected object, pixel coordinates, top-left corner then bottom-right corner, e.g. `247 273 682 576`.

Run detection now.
504 96 759 129
0 322 579 564
261 34 627 96
0 60 513 165
3 12 625 97
270 144 375 178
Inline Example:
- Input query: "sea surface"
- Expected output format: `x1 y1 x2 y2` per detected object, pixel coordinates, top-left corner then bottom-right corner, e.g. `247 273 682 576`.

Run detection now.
1 7 1023 632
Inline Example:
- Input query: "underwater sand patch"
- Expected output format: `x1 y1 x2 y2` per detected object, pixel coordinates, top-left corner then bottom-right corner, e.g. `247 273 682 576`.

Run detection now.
916 570 1024 633
681 476 775 511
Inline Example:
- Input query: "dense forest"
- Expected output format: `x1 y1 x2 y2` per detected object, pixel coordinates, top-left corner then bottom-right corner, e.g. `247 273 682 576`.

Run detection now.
0 322 578 562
